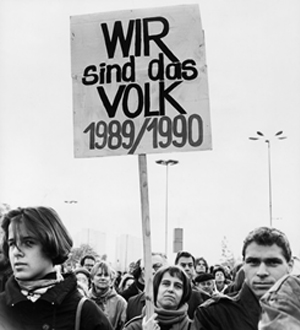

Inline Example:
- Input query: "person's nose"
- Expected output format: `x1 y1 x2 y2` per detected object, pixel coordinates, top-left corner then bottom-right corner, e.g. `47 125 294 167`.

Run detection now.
256 263 269 277
167 284 175 292
11 244 24 257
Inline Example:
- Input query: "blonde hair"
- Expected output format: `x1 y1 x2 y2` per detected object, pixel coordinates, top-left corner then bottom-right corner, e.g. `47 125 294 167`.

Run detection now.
90 260 116 280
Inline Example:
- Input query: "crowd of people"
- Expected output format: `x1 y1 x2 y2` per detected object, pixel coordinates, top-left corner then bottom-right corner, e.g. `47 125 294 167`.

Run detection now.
0 205 299 329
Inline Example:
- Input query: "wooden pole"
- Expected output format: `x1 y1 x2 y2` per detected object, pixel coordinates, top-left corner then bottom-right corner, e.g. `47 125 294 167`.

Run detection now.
138 153 154 319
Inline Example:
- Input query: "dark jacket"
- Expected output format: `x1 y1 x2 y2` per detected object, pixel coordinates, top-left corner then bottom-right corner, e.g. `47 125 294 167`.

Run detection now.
120 279 144 302
126 289 203 322
0 273 112 330
192 282 261 330
0 263 13 293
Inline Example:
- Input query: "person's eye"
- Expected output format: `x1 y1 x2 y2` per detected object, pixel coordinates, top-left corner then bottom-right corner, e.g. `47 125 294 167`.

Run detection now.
267 260 281 267
175 284 183 289
24 240 35 247
247 260 259 266
8 241 15 247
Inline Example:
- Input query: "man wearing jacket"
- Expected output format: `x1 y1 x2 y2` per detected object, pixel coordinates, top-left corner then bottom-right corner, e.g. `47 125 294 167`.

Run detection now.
192 227 294 330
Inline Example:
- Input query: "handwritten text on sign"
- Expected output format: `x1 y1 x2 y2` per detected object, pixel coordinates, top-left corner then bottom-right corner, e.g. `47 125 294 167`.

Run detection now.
71 5 212 157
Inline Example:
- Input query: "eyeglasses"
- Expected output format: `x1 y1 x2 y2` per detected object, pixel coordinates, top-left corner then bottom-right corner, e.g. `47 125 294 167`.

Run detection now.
199 281 214 287
152 263 163 272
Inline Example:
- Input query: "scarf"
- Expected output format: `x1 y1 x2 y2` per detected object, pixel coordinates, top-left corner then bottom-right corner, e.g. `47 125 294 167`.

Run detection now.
16 271 64 302
149 303 190 330
89 286 115 311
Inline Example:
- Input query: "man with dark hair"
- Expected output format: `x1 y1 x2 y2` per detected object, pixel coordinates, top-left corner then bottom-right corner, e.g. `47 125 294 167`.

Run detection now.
175 250 196 281
192 227 294 330
174 250 205 320
80 254 96 272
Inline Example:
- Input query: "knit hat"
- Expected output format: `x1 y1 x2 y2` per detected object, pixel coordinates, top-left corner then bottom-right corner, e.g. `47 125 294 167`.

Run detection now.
195 273 214 283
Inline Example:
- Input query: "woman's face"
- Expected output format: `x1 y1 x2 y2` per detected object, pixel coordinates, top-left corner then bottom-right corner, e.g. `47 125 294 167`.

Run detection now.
196 260 207 273
8 222 54 280
92 267 112 290
156 271 183 310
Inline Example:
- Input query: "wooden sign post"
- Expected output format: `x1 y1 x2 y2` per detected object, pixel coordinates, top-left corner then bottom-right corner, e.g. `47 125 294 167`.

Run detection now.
138 154 154 317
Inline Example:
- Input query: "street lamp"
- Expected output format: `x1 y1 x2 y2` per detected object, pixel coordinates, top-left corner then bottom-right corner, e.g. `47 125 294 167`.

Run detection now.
156 159 179 256
249 131 287 227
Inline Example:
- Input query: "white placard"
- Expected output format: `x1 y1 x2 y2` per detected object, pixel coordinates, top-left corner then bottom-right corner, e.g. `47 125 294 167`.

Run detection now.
71 4 212 157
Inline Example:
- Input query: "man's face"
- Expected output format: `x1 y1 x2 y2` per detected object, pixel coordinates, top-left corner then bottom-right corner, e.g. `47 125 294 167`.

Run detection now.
197 280 214 295
83 258 95 272
215 271 225 282
196 261 207 274
141 254 166 282
177 256 195 279
244 242 293 299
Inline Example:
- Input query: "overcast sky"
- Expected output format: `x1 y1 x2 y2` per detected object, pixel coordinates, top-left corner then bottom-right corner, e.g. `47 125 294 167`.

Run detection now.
1 0 300 265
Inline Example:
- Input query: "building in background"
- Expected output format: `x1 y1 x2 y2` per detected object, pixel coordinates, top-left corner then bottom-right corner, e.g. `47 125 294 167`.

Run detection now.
115 234 142 272
75 228 106 256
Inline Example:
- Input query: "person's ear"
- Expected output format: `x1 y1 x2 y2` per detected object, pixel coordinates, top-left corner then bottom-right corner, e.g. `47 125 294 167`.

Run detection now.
288 258 294 273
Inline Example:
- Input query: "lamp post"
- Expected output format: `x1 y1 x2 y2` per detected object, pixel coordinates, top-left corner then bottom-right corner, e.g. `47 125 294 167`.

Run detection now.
249 131 287 227
156 159 179 256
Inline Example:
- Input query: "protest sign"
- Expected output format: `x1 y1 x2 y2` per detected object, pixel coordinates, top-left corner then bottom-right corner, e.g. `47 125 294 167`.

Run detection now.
71 4 211 158
70 4 211 319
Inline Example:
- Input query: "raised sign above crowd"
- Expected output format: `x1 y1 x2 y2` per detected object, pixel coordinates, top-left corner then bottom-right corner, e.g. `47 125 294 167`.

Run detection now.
71 5 211 157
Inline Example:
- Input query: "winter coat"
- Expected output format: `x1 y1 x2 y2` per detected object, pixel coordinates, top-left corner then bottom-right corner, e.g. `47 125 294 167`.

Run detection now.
259 274 300 330
120 279 144 301
0 263 13 293
0 273 112 330
126 289 204 322
192 282 261 329
125 304 192 330
89 286 127 330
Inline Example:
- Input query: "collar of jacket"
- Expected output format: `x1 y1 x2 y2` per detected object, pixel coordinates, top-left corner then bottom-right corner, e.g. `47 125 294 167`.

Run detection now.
231 282 261 319
89 286 117 301
5 273 77 306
